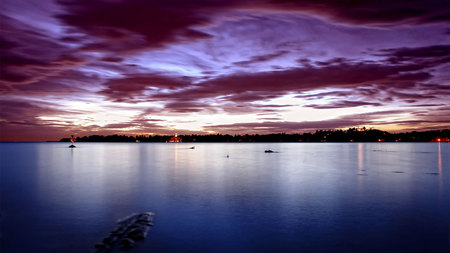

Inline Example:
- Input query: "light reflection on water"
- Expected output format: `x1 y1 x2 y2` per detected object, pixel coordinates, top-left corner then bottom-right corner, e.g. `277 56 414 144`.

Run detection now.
1 143 449 253
439 142 442 173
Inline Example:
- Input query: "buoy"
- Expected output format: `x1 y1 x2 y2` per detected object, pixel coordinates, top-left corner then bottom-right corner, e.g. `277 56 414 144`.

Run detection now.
69 135 76 148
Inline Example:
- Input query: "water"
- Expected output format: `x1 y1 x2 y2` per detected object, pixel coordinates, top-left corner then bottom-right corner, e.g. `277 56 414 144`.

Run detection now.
1 143 448 253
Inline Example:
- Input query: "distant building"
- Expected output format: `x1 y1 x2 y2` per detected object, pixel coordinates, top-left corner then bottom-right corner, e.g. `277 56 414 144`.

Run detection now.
167 133 182 143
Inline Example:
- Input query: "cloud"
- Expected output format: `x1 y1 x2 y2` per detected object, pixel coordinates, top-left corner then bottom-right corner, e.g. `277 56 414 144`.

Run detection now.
164 101 216 113
204 109 450 133
262 0 450 26
100 56 124 62
0 98 75 125
304 100 382 109
233 50 288 67
52 0 450 63
148 56 437 103
0 98 78 141
94 45 448 115
11 70 102 95
99 73 192 102
380 45 450 60
1 1 449 141
0 15 86 86
204 119 360 134
55 0 225 50
219 91 286 103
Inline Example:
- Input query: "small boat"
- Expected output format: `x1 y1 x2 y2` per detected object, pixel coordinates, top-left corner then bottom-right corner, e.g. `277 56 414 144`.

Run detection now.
264 149 274 153
189 146 195 149
69 144 76 148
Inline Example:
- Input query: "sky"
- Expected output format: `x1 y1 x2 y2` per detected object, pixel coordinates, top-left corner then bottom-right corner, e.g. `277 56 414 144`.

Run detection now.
0 0 449 141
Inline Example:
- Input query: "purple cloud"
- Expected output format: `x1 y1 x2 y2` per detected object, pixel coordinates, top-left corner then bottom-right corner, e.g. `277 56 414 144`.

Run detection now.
0 0 449 141
304 101 383 109
204 109 450 133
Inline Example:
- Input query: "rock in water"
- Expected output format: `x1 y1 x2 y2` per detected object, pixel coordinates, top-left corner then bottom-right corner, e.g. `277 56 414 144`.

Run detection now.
94 212 154 252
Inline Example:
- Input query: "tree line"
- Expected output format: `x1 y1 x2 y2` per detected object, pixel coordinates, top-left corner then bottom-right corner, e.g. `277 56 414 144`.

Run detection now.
59 128 449 142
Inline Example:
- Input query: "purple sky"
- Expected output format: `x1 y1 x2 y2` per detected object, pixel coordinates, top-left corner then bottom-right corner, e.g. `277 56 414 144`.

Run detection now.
1 0 449 141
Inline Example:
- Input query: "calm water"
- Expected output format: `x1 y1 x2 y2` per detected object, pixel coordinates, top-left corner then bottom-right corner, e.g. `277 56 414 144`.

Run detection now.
1 143 449 253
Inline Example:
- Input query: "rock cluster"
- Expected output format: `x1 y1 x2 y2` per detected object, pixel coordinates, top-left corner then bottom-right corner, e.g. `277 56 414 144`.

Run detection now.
94 212 154 252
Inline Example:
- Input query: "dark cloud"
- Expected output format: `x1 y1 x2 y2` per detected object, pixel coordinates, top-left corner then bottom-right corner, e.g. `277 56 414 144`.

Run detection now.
100 56 124 62
164 101 212 113
147 56 436 103
95 45 447 113
56 0 450 49
296 90 353 100
258 117 282 121
0 15 86 86
378 45 450 68
0 98 84 125
305 100 382 109
56 0 228 50
220 91 285 103
0 69 102 95
0 98 80 141
51 0 450 61
102 121 165 130
386 90 437 100
219 103 291 115
99 74 192 102
233 50 288 67
263 0 450 26
380 45 450 59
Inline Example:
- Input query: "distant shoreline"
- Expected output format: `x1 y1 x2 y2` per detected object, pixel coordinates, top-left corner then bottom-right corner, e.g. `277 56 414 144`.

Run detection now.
57 128 449 143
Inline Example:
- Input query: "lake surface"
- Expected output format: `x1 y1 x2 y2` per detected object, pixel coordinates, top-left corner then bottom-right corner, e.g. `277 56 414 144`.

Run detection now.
1 143 448 253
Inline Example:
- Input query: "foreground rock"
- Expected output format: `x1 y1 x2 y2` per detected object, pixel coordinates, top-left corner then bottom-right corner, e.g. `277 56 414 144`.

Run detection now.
94 212 154 252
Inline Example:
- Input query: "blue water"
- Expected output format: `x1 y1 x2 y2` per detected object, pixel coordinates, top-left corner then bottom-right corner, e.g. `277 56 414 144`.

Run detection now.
1 143 449 253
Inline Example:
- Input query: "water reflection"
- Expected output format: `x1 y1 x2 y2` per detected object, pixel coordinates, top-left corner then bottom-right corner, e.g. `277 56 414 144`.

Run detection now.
438 142 442 174
2 143 449 253
438 142 442 193
358 143 363 170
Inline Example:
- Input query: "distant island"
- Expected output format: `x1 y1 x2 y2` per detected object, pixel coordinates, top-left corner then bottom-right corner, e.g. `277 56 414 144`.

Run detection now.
59 128 449 143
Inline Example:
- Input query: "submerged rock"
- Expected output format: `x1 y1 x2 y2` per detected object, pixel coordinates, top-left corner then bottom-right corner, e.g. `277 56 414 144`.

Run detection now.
94 212 154 252
119 238 135 250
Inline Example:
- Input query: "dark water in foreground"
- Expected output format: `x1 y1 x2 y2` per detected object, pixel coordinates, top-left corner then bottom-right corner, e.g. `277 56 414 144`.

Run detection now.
1 143 449 253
